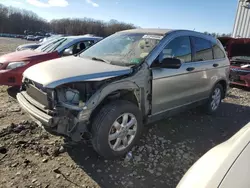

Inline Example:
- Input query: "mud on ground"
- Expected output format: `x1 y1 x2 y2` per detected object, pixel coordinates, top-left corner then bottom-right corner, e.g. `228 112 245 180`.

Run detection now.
0 37 249 188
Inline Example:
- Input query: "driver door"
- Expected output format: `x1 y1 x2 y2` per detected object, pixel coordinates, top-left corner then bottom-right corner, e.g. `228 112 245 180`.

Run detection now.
151 36 205 115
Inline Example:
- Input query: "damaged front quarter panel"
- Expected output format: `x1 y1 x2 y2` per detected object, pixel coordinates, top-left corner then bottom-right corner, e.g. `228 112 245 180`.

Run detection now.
57 63 151 141
78 63 151 122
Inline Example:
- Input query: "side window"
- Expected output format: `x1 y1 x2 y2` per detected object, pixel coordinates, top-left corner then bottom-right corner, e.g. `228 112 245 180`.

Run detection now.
212 42 226 59
73 41 87 54
62 41 93 56
68 40 94 55
83 40 95 49
192 37 213 61
158 36 192 63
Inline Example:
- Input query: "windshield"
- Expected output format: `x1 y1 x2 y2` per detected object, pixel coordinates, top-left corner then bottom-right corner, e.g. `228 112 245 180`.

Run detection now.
40 35 62 44
80 33 163 66
35 37 74 53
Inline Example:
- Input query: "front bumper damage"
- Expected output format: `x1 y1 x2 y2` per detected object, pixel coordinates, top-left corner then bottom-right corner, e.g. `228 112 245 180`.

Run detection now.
17 92 53 125
17 91 89 141
230 67 250 88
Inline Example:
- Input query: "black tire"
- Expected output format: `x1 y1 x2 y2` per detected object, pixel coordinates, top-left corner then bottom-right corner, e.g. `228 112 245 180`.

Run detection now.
203 84 223 114
91 100 143 158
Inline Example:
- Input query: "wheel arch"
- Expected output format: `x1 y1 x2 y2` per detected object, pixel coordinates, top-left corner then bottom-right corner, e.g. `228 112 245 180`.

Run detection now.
77 80 143 124
89 89 140 123
215 79 228 99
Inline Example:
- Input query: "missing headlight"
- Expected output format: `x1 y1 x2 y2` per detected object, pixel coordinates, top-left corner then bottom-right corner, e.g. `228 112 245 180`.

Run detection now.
56 81 108 108
65 88 80 105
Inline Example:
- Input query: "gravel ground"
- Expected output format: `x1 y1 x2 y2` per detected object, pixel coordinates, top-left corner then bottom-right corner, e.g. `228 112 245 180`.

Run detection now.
0 37 249 188
0 37 32 56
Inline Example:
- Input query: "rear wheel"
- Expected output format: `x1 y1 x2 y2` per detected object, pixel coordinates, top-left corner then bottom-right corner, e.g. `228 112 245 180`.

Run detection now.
204 84 223 114
91 100 143 158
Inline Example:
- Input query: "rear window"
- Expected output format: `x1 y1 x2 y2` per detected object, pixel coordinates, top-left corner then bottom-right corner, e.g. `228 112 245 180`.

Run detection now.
212 42 226 59
191 37 213 61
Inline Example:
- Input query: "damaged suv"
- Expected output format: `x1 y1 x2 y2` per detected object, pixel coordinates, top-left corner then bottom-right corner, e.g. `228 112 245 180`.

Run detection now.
17 29 230 158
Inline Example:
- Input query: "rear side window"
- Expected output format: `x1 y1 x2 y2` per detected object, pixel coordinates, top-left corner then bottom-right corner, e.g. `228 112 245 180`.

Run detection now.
212 42 226 59
191 37 213 61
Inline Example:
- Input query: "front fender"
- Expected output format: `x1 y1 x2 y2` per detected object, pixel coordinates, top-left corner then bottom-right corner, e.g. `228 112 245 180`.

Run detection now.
77 80 140 122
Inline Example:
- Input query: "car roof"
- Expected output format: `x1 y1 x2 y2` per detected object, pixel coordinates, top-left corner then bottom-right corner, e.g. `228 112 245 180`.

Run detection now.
117 28 215 40
117 28 173 35
64 35 103 40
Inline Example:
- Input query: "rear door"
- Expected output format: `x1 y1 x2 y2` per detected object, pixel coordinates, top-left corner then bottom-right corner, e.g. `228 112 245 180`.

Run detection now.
151 36 207 114
190 36 216 98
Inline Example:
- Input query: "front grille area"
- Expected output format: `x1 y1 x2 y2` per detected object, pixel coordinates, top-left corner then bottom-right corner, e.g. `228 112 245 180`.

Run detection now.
23 78 52 109
230 68 250 76
26 84 49 107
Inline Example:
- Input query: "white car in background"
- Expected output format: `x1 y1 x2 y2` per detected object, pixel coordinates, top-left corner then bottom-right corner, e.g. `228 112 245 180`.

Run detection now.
16 35 64 51
177 122 250 188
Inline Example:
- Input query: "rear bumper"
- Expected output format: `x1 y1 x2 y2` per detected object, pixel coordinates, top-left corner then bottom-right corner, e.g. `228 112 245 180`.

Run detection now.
17 92 53 126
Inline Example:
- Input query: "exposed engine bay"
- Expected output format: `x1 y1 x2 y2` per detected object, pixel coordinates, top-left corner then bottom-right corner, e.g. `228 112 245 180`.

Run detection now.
54 81 108 126
56 81 105 108
231 60 250 69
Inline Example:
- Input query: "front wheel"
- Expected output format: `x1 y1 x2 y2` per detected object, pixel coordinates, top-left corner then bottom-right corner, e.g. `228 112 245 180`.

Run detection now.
204 84 223 114
91 100 143 158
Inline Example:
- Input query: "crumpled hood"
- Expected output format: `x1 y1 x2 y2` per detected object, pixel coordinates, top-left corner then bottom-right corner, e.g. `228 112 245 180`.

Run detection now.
23 56 132 88
0 49 47 63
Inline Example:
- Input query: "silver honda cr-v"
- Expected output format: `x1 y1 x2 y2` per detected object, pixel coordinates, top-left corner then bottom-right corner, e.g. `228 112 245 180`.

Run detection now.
17 29 230 158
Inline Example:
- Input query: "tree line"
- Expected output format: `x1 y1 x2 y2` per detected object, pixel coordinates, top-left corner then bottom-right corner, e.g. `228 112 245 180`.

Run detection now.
0 4 50 34
0 4 135 37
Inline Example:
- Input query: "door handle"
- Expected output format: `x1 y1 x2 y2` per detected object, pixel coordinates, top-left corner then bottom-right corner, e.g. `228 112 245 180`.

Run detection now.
213 63 219 67
186 67 195 71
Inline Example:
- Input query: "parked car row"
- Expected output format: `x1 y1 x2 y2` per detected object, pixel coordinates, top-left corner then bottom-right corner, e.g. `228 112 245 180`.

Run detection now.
16 35 64 51
25 35 45 41
0 33 25 38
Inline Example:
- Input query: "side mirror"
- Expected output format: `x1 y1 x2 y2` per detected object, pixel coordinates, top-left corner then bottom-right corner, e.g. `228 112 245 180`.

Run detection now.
159 58 182 69
63 48 73 56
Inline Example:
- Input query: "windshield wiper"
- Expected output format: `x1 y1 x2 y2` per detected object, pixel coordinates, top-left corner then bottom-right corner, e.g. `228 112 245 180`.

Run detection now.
92 57 111 64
